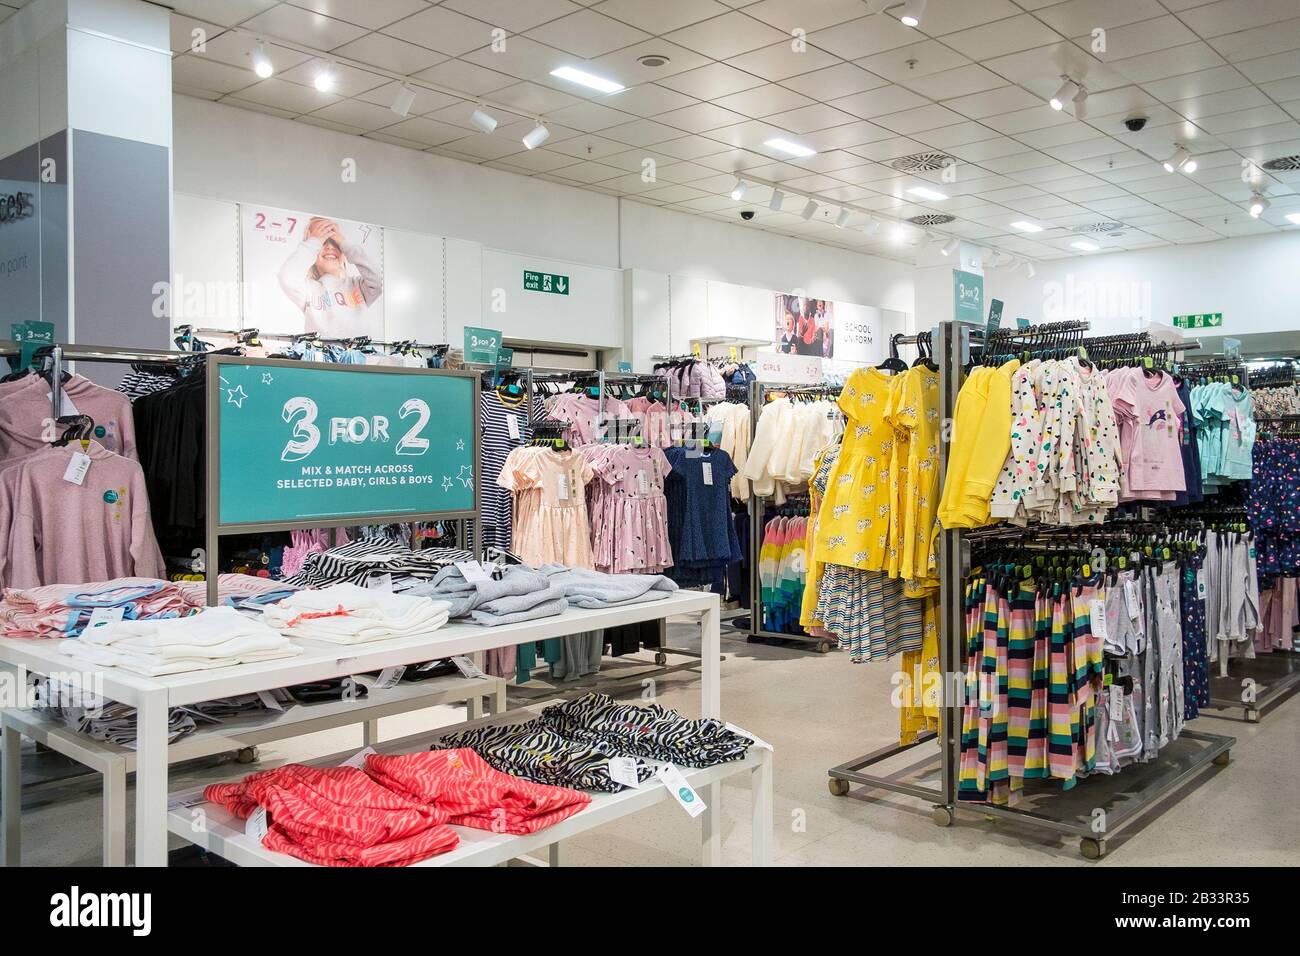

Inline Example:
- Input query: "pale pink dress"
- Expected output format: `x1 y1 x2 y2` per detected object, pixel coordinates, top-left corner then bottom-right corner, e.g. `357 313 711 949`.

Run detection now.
589 444 673 573
498 447 595 568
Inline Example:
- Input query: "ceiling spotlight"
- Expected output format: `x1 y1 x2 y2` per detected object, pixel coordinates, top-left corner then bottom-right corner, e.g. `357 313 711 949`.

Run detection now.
769 188 785 210
1163 146 1191 173
1182 157 1198 173
900 0 927 27
391 84 416 118
801 198 818 221
1010 220 1043 233
313 64 335 93
907 185 949 201
470 107 498 133
1071 240 1099 252
1072 87 1088 120
1249 192 1269 218
891 224 908 242
863 217 880 235
730 178 748 201
942 236 960 257
522 122 550 150
1050 77 1080 111
835 208 851 228
1287 212 1300 225
765 137 817 158
549 65 624 94
1025 261 1037 278
251 43 273 79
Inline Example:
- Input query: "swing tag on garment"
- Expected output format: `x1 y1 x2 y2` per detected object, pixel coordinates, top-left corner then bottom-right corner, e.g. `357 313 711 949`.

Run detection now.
608 757 641 789
1123 579 1140 619
457 561 492 585
256 690 284 712
87 606 124 630
46 391 82 417
374 666 406 689
557 473 570 500
452 655 486 679
636 470 650 494
657 764 706 818
1089 600 1108 641
63 452 92 486
1196 568 1207 598
339 746 378 770
506 415 520 440
1109 684 1124 717
702 462 714 486
366 573 393 592
246 807 269 841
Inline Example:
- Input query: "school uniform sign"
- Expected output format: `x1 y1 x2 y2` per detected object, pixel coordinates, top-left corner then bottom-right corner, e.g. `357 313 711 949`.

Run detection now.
216 361 475 525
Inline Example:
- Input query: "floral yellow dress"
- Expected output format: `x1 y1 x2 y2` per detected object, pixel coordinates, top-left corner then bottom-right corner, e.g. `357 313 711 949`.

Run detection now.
888 365 941 595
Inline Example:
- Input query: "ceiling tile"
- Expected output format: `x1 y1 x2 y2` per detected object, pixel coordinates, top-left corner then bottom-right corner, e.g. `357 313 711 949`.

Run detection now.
661 9 786 59
1207 17 1300 63
492 81 582 114
656 62 767 98
441 0 581 32
600 117 688 146
1085 15 1200 62
294 114 365 136
1168 86 1272 122
545 99 635 131
526 9 651 58
780 63 889 99
386 6 498 56
712 83 814 117
426 132 525 161
1033 0 1167 34
808 15 916 60
223 97 300 121
462 36 569 82
829 84 928 119
171 54 259 96
799 120 894 150
603 84 700 116
287 0 431 31
1179 0 1300 38
354 80 458 113
856 40 972 83
983 43 1128 98
942 14 1063 60
381 115 474 146
873 103 967 135
1105 42 1227 84
654 101 750 132
1236 50 1300 84
1198 104 1292 134
411 59 517 95
169 0 279 28
982 105 1076 135
242 4 368 50
278 58 389 98
904 63 1007 100
228 77 341 115
192 32 311 73
331 33 447 75
655 135 734 160
947 136 1033 162
1140 65 1252 102
170 15 224 54
585 40 715 83
595 0 731 33
942 85 1043 119
763 102 861 133
742 0 874 33
920 121 1004 147
724 40 839 80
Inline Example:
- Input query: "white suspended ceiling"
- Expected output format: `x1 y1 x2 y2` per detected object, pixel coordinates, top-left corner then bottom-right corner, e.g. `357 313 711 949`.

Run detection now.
13 0 1300 263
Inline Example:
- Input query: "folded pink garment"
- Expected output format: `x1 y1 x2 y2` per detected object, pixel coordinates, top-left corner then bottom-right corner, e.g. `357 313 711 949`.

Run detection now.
0 578 192 639
173 574 299 607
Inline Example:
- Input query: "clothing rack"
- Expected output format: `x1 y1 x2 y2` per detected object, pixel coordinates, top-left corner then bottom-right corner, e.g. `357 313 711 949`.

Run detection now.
826 321 1236 860
175 326 449 354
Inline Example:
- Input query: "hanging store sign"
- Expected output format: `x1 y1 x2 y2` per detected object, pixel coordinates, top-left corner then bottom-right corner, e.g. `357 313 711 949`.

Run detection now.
9 319 53 371
1172 312 1222 329
213 358 476 527
953 269 984 324
524 270 569 295
463 326 503 365
754 349 824 385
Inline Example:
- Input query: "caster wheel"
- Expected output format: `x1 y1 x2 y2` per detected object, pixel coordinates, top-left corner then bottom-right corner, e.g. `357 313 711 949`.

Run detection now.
1246 710 1260 724
236 747 258 764
654 652 668 666
931 806 954 828
816 641 832 654
1080 837 1106 860
1213 750 1231 766
828 777 850 797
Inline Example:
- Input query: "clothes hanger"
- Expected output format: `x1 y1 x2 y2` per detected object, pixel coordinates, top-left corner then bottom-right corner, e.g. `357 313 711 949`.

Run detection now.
877 334 908 374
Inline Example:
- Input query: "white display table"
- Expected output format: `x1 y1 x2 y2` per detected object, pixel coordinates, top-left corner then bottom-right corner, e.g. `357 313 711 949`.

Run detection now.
0 591 724 866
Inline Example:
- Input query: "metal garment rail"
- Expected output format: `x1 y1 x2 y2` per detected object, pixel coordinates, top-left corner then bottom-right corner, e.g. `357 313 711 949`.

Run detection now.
827 322 1237 860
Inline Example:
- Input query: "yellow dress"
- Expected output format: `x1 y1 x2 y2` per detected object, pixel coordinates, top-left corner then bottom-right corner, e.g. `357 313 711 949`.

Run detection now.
889 365 941 595
899 595 941 744
812 367 899 571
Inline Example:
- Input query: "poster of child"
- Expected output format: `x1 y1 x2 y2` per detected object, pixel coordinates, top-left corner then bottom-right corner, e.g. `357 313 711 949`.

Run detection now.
775 293 834 359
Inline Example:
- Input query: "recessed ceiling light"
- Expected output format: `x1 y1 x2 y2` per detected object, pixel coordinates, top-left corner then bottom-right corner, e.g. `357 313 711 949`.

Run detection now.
313 65 335 92
1287 212 1300 225
251 43 273 79
801 198 818 221
550 65 624 94
1050 78 1080 111
730 178 748 201
907 185 948 201
1249 192 1269 218
1010 220 1044 233
900 0 927 27
1071 240 1099 252
522 122 550 150
764 137 817 158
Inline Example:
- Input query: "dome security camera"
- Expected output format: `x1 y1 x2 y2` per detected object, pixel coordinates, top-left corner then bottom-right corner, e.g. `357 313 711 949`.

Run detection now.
740 209 756 221
1124 116 1148 132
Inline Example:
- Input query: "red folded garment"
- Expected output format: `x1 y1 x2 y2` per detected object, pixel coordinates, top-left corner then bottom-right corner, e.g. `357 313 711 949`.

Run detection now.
365 749 592 835
203 764 459 867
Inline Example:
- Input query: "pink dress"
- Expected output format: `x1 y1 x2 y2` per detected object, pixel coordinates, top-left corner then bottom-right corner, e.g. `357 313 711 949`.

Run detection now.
498 447 595 568
587 445 673 574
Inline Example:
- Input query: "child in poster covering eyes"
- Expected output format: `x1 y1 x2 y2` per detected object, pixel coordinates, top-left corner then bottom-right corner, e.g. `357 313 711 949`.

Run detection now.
277 216 384 339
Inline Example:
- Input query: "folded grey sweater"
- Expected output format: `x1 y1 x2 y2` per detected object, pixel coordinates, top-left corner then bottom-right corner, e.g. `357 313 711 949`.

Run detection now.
470 596 569 627
404 565 552 618
537 565 678 607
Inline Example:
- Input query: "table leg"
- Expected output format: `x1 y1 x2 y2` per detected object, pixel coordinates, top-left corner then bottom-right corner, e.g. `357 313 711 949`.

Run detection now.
103 761 127 867
134 690 170 867
363 720 380 747
700 601 721 719
548 842 564 867
494 681 507 716
1 720 20 866
751 750 773 867
467 695 483 720
700 781 722 866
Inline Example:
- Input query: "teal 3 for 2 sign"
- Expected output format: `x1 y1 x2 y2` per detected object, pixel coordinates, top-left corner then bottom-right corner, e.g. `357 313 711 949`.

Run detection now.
216 362 476 525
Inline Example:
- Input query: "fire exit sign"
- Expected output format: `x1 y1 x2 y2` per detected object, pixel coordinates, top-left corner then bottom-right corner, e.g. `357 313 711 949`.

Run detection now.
524 270 569 295
1172 312 1222 329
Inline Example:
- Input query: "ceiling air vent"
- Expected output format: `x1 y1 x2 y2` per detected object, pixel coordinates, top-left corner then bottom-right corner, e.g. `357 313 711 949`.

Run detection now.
891 151 955 173
1071 221 1126 233
1262 155 1300 171
906 214 956 226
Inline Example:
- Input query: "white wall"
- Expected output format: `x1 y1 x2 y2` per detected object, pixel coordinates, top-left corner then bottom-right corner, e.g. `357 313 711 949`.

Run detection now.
480 248 623 350
982 232 1300 338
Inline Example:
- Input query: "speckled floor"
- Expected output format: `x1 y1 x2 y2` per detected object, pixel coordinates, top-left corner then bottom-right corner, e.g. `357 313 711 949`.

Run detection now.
8 620 1298 866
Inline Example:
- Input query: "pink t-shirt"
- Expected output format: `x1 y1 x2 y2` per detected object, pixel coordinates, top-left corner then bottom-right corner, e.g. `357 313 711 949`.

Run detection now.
2 442 164 588
1111 369 1185 493
0 374 137 462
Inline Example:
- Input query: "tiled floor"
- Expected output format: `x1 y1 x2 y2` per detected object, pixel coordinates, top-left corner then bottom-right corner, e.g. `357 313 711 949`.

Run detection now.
8 621 1298 866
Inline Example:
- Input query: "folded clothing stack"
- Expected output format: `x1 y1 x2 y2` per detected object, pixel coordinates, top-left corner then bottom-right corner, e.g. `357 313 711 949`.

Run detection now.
0 578 193 639
433 692 754 792
204 748 590 866
405 565 567 626
174 573 300 611
538 565 678 608
58 607 301 676
282 536 473 590
259 584 451 644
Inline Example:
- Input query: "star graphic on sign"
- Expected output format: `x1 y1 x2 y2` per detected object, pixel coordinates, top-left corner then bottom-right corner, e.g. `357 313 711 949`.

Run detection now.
456 438 465 451
261 372 274 385
457 464 473 488
225 385 248 408
441 475 453 492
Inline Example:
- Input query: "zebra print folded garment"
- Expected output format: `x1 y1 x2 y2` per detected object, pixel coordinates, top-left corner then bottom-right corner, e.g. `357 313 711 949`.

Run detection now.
282 536 473 589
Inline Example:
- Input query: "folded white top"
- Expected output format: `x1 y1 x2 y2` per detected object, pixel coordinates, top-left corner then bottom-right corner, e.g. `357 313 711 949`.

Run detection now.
259 583 453 644
58 640 301 677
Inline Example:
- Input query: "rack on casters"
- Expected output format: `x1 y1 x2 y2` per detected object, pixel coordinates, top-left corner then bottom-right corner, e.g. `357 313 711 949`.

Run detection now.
825 321 1235 860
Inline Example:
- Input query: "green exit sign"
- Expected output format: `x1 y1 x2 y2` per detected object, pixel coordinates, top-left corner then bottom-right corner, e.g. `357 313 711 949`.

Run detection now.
1172 312 1222 329
524 270 569 295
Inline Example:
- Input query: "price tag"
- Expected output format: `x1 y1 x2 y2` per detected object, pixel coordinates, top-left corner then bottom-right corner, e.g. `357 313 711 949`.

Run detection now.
1196 568 1206 599
1123 579 1140 620
452 656 486 679
62 452 91 486
557 473 570 500
86 606 124 630
245 807 269 841
457 561 492 585
374 665 406 688
636 470 650 495
657 764 706 818
167 793 208 811
725 721 772 751
702 462 714 486
366 573 393 592
506 415 520 440
339 746 377 770
1089 600 1108 641
46 391 81 417
607 757 642 789
1109 684 1123 717
256 690 285 712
